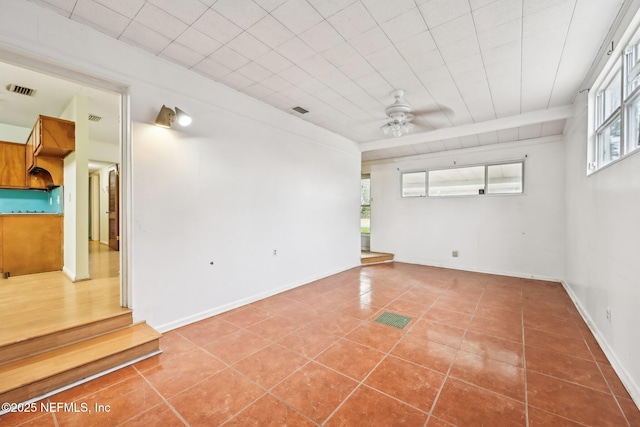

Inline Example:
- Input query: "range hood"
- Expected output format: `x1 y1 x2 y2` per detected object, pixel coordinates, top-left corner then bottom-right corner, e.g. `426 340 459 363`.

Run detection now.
29 167 59 189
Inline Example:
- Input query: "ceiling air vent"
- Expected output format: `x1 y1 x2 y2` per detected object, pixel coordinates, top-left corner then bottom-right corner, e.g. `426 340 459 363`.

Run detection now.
292 106 309 114
7 84 37 97
88 114 102 122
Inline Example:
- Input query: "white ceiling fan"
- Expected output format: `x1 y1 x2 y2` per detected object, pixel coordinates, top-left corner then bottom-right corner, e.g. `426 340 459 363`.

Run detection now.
380 89 415 137
380 89 450 138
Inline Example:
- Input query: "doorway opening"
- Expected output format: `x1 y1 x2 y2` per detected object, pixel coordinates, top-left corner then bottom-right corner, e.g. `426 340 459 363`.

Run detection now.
0 48 131 309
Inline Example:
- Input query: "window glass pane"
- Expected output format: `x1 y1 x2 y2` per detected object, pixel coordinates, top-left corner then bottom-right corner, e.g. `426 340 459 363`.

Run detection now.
401 172 426 197
626 35 640 95
360 178 370 205
487 163 523 194
360 205 370 233
597 71 621 126
626 95 640 153
598 116 621 167
428 166 485 197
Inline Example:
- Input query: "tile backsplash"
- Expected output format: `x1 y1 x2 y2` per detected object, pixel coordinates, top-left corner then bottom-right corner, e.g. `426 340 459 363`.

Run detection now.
0 187 63 213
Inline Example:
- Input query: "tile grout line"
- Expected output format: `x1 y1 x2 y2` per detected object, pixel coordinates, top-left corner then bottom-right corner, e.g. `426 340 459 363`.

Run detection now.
321 288 444 426
131 366 191 427
521 292 529 427
522 311 633 420
575 318 632 427
423 280 488 426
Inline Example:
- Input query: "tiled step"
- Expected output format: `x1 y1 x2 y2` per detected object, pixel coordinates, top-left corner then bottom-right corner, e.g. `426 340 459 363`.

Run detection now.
0 311 133 365
0 322 161 405
361 252 394 265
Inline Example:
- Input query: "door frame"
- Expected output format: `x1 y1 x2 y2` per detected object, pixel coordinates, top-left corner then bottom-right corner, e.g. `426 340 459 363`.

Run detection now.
108 166 120 251
0 45 133 308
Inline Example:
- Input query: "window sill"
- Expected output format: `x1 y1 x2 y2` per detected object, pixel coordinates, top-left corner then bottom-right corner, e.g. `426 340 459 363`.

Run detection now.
587 146 640 176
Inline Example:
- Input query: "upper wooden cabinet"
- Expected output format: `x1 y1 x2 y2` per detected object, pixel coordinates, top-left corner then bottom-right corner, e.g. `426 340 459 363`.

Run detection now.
0 141 27 188
25 116 75 188
31 115 75 159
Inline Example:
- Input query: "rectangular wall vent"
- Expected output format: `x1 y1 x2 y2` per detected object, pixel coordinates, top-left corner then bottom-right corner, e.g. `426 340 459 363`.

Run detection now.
292 106 309 114
7 84 36 97
88 114 102 122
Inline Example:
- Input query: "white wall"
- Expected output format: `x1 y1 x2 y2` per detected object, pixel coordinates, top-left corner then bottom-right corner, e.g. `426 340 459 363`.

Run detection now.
367 139 565 280
0 1 361 330
564 96 640 403
0 123 29 143
61 95 90 281
89 140 119 164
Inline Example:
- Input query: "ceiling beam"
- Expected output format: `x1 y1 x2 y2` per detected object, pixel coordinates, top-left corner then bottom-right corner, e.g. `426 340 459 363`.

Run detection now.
359 105 575 152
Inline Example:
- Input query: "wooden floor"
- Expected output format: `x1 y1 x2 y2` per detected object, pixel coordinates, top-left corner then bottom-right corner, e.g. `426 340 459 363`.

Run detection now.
0 241 125 349
361 251 394 264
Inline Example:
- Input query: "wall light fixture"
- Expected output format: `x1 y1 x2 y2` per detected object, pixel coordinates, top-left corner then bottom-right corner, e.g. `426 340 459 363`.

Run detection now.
155 105 192 128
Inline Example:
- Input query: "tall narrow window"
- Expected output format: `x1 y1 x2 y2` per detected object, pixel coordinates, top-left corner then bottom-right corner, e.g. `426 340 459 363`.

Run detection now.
360 176 370 234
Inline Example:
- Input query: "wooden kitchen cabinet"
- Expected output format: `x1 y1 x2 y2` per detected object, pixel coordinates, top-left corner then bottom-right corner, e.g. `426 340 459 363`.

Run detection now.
31 116 75 158
0 217 3 273
0 141 27 188
1 215 63 277
24 115 74 188
25 127 36 172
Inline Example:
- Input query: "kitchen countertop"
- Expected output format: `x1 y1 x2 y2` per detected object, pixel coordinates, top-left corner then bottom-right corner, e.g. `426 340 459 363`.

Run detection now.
0 212 63 215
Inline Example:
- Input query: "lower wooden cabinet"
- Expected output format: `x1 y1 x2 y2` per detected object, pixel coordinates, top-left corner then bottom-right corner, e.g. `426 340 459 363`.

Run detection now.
1 215 63 277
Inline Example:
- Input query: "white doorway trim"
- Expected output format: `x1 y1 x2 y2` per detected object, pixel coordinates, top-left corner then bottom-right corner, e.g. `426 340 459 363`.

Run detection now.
0 45 133 309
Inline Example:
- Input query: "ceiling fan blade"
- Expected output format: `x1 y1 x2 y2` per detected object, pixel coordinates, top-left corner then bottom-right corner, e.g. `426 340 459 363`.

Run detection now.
411 105 453 116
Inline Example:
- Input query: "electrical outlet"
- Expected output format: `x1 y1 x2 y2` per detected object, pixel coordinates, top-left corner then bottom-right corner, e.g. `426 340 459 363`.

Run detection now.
606 307 611 322
273 249 277 256
452 250 459 258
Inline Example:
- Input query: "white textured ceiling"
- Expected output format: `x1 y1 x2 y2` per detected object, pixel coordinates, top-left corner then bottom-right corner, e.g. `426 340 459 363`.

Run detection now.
27 0 626 161
0 61 120 146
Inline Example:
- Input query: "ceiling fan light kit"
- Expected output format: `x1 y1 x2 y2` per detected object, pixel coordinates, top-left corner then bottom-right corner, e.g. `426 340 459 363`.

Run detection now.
381 120 415 137
381 89 416 137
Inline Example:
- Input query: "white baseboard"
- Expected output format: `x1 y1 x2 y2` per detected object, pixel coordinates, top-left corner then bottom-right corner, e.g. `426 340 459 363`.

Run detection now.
62 266 75 282
393 257 563 283
154 262 360 333
561 280 640 408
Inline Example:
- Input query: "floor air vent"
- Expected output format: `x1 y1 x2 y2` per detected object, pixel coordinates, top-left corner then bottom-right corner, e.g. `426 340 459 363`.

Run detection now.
7 84 36 97
374 312 412 329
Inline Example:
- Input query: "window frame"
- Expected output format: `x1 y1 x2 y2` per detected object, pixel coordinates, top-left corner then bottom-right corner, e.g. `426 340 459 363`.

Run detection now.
589 21 640 173
400 160 525 199
400 170 427 198
427 164 486 197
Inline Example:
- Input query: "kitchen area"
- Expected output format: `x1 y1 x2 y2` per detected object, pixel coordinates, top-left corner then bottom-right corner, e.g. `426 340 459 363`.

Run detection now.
0 59 121 283
0 115 74 277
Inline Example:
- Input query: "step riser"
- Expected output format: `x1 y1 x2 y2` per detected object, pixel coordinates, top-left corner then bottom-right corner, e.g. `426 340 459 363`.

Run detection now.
362 256 394 264
0 313 133 366
0 339 159 404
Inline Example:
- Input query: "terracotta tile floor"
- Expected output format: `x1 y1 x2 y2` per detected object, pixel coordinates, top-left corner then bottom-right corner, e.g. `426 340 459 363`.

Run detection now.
3 263 640 426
